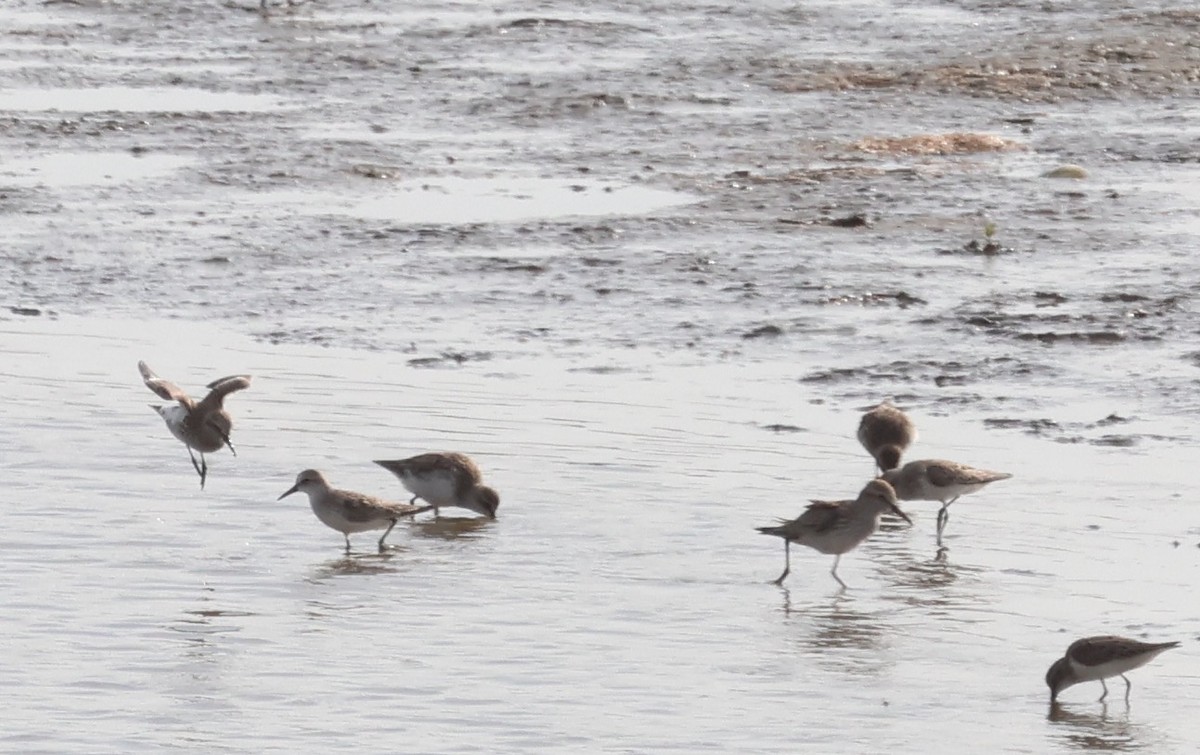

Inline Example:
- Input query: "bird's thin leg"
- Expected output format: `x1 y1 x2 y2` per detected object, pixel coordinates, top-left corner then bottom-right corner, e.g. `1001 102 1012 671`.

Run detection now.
409 495 419 505
1098 679 1109 702
187 446 203 477
936 496 961 543
187 447 208 489
1122 675 1132 703
771 542 791 585
830 554 847 590
378 520 397 551
344 534 351 554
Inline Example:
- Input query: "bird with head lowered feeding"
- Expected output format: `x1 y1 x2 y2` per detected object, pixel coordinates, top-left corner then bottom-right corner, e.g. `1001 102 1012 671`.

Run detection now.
373 452 499 519
1046 635 1180 704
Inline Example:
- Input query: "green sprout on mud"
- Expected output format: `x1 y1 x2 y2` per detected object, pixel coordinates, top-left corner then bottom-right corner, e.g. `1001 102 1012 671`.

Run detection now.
961 220 1004 256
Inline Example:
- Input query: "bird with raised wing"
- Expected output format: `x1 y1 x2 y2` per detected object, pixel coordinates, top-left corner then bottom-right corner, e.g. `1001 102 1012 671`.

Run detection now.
138 360 251 489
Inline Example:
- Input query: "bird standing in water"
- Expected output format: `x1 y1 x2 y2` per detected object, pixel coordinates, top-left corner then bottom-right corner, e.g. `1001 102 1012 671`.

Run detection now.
1046 636 1180 704
882 459 1011 546
374 452 500 519
756 479 911 588
279 469 431 552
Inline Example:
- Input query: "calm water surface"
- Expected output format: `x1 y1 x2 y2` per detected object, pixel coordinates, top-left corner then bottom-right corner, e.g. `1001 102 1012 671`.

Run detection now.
1 317 1198 752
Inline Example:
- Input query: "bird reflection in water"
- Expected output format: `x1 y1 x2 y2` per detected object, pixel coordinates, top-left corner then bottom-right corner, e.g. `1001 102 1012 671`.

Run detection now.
170 589 251 652
781 589 888 660
410 516 492 541
877 510 951 562
306 517 491 581
868 535 986 612
1048 703 1151 751
308 550 400 581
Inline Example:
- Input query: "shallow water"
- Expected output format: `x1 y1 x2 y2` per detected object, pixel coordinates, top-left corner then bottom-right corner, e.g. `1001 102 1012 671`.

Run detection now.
2 0 1200 750
2 316 1199 752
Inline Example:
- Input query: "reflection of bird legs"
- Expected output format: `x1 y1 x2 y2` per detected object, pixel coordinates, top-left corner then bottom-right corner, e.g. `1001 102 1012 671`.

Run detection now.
771 542 791 585
829 554 847 590
935 496 961 545
187 447 207 489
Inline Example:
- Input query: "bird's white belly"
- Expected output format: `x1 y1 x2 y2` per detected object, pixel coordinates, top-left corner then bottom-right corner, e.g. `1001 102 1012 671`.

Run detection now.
159 406 192 445
399 472 459 506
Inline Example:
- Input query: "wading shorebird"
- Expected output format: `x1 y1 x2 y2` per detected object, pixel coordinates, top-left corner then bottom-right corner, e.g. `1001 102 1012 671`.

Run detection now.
881 459 1011 546
374 452 499 519
1046 636 1180 704
138 361 251 489
857 401 917 473
755 479 911 589
279 469 432 553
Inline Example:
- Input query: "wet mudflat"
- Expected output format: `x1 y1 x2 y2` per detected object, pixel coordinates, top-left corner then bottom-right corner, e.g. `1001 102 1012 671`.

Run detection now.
2 0 1200 751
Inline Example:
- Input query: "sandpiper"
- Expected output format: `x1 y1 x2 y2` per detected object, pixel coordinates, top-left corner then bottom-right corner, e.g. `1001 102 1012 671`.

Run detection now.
881 459 1011 546
138 361 251 489
857 401 916 472
279 469 431 552
373 452 499 519
1046 636 1180 704
755 479 911 588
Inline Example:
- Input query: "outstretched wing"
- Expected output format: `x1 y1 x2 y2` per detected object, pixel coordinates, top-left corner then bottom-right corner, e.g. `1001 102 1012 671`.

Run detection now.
197 375 251 412
206 374 252 391
138 361 193 406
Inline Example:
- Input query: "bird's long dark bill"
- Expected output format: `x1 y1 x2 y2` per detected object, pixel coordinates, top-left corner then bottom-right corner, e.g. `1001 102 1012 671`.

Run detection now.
889 504 913 524
278 484 300 501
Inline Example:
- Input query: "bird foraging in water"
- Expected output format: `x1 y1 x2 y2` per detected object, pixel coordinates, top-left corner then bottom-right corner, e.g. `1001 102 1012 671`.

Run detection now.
138 361 251 489
755 479 911 588
881 459 1011 546
373 452 499 519
279 469 431 552
857 401 916 472
1046 636 1180 704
